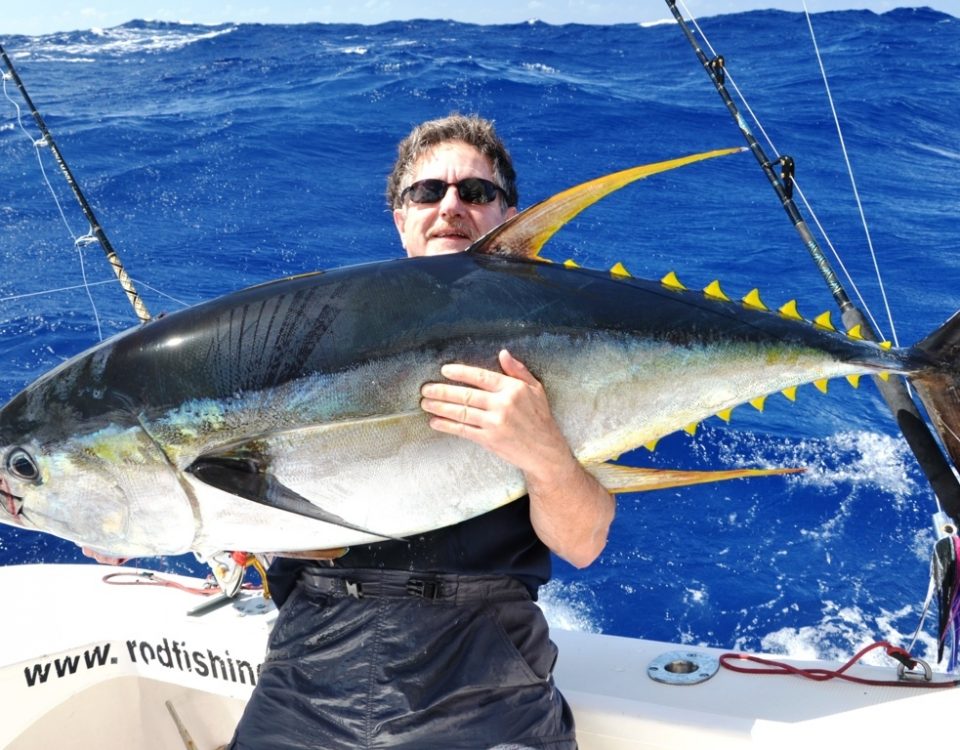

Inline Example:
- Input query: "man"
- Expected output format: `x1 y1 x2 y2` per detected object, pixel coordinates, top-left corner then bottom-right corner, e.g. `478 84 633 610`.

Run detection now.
90 114 613 749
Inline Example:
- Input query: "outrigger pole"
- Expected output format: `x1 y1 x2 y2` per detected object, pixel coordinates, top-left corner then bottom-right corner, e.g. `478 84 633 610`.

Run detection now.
664 0 960 525
0 42 151 324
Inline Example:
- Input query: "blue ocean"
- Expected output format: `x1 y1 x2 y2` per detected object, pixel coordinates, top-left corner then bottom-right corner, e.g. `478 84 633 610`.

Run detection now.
1 7 958 665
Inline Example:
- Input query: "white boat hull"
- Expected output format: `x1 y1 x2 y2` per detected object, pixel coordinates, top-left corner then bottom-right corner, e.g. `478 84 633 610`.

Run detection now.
1 563 953 749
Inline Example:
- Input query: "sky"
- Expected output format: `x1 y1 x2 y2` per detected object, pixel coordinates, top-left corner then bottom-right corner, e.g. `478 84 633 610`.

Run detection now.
2 0 958 36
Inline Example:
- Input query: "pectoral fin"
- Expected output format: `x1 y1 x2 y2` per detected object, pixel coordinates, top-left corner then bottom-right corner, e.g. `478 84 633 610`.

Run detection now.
187 456 403 541
587 461 803 494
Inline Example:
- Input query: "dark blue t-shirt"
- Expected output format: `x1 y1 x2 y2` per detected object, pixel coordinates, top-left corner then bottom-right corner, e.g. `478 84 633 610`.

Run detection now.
267 496 550 606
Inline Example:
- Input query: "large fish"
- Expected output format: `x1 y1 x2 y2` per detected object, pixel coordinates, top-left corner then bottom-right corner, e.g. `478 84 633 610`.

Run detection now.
0 147 957 563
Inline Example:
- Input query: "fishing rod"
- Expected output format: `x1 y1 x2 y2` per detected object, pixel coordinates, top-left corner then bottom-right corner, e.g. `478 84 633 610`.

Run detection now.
0 41 151 324
664 0 960 526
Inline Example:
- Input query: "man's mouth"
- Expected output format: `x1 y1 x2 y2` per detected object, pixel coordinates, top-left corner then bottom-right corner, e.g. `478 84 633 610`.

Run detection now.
430 224 471 241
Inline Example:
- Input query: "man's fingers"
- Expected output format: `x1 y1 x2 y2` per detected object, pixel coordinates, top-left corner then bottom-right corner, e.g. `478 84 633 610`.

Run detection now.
438 362 504 390
421 382 491 408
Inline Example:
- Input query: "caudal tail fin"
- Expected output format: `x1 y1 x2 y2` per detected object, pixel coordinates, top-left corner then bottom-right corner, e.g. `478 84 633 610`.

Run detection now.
912 310 960 469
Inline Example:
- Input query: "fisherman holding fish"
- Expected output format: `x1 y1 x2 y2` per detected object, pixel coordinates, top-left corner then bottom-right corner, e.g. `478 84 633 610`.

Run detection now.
212 115 614 748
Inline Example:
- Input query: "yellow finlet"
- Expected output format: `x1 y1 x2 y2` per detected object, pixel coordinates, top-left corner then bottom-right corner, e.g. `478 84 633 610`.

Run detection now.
813 311 835 331
471 146 745 259
742 288 768 311
683 422 698 436
879 371 891 381
846 374 861 388
563 258 580 269
610 261 632 278
781 386 798 402
814 378 829 394
643 438 660 452
750 395 766 412
846 324 864 340
879 341 893 350
661 270 687 291
778 300 803 321
716 408 733 423
703 280 730 302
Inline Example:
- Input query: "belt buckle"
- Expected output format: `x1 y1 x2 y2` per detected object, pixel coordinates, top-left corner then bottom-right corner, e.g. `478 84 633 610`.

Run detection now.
406 578 440 600
344 579 363 599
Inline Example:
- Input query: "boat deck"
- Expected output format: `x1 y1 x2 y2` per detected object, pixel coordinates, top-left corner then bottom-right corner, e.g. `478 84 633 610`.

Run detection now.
0 564 953 749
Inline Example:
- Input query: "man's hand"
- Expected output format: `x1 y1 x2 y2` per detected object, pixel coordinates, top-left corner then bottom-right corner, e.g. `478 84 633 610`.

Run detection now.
419 349 570 480
420 349 614 567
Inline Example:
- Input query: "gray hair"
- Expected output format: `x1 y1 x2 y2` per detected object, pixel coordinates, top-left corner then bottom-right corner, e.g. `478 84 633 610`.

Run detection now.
386 114 518 209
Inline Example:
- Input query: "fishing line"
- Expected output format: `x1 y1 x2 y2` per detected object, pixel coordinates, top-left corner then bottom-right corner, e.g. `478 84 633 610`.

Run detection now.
0 41 151 327
1 68 104 339
801 1 900 348
676 0 888 341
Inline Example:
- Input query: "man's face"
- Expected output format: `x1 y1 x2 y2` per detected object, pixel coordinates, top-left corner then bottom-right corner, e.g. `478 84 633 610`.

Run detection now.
393 141 517 257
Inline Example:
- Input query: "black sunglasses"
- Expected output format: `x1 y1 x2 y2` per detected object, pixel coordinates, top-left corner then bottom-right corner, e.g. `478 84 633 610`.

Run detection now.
400 178 507 206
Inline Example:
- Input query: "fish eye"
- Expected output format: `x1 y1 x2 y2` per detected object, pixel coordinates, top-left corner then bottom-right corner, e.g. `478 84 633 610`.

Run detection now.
6 448 39 482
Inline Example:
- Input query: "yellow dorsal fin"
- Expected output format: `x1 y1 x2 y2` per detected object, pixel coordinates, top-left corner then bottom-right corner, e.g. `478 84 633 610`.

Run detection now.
563 258 580 269
742 288 768 311
703 280 730 301
846 374 861 388
586 462 805 495
683 422 698 436
781 386 797 402
813 311 835 331
750 395 766 412
661 271 686 290
846 324 864 340
814 378 829 393
716 408 733 423
778 300 803 321
610 261 631 278
470 146 745 259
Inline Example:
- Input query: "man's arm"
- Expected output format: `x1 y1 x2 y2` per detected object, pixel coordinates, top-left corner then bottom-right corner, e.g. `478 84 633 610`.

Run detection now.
419 349 615 568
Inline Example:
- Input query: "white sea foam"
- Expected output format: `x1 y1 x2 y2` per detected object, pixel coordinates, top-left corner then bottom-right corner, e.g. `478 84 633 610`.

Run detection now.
539 579 602 633
28 25 237 61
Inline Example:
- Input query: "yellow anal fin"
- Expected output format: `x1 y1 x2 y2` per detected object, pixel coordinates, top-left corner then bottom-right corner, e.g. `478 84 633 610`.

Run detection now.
470 146 746 259
587 462 804 495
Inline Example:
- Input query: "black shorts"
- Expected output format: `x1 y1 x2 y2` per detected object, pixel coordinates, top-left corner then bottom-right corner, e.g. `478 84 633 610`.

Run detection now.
228 568 577 749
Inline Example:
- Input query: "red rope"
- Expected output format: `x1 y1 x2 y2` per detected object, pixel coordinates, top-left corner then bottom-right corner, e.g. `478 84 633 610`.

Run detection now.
102 570 228 596
720 641 960 689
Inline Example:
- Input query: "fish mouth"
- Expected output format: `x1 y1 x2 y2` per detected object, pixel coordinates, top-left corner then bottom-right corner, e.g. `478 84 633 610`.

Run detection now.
0 475 23 523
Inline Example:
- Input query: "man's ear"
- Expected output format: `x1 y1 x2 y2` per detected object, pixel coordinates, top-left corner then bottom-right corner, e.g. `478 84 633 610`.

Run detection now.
392 207 407 249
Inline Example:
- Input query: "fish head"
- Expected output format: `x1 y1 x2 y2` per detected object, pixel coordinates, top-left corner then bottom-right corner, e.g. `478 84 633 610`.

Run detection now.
0 427 198 557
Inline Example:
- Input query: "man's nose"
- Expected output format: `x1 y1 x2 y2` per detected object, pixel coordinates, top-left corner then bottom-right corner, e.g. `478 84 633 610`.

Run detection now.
438 184 465 214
